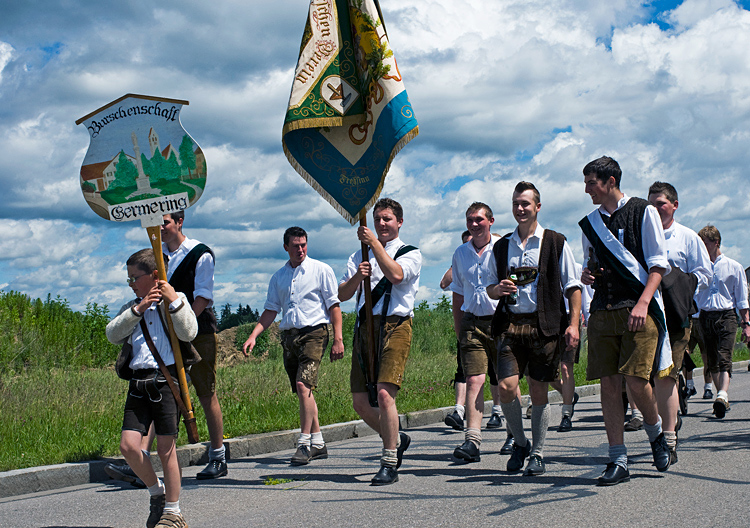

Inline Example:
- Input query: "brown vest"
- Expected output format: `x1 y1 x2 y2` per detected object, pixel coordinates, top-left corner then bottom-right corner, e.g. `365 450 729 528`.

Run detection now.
491 229 568 337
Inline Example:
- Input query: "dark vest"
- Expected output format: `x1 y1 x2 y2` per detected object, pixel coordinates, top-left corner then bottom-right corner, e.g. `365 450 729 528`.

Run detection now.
491 229 569 337
168 243 218 335
588 197 649 312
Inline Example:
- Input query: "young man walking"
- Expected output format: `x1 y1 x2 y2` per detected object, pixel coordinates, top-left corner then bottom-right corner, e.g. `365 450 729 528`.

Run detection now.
339 198 421 485
695 225 750 418
579 156 672 486
243 227 344 464
487 182 582 475
449 203 508 463
647 182 711 461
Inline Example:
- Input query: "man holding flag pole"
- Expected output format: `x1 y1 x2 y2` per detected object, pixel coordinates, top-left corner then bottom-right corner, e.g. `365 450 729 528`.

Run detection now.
281 0 419 485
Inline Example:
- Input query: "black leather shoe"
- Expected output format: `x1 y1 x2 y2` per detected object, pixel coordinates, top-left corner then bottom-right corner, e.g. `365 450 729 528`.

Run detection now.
669 447 678 465
486 413 503 429
675 414 682 433
703 388 713 400
396 432 411 469
104 462 146 488
444 410 464 430
507 440 531 472
598 462 630 486
650 433 671 472
523 454 545 476
500 435 515 455
371 465 398 485
570 392 580 418
196 458 228 479
713 397 729 418
558 415 573 432
291 445 311 466
453 440 480 462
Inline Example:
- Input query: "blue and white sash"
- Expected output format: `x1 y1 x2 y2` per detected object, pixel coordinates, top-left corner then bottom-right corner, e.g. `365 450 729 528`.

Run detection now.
581 210 673 377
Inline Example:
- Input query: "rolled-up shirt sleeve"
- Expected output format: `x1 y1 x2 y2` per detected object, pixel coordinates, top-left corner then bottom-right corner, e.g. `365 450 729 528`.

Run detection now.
560 241 583 294
642 205 671 275
734 261 750 310
321 266 341 310
193 252 215 303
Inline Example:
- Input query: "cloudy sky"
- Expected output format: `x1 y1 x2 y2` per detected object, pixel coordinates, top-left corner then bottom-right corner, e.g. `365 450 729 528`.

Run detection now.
2 0 750 316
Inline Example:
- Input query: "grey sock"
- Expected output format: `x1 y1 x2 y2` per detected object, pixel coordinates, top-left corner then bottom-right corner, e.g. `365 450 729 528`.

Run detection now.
644 416 663 443
465 427 482 447
609 444 628 470
530 403 549 458
500 397 527 447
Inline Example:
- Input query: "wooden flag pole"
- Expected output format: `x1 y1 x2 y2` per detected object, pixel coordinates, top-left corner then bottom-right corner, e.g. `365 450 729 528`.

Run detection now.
146 225 200 442
359 211 379 407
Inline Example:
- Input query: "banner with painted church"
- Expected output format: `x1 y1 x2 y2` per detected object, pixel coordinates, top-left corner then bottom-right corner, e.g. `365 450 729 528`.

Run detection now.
76 94 206 222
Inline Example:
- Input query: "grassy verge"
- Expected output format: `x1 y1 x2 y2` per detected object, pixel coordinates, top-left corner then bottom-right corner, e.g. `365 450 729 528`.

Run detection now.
1 304 748 472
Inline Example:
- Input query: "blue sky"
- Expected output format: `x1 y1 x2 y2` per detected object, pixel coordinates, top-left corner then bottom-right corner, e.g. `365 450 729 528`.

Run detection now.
1 0 750 316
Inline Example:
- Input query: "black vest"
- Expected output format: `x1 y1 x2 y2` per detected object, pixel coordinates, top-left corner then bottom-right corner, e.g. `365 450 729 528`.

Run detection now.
168 243 218 335
589 197 649 312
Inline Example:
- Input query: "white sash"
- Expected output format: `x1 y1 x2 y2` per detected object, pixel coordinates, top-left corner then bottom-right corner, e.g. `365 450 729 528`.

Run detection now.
587 210 673 377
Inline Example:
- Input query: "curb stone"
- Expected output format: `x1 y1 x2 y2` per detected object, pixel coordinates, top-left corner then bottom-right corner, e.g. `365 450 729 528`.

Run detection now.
2 362 743 499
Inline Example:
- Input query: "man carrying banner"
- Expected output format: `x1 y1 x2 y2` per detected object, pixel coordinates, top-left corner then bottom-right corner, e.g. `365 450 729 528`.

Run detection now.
449 202 507 463
339 198 422 486
579 156 672 486
106 249 196 528
486 183 582 475
647 182 711 462
243 226 344 465
695 225 750 418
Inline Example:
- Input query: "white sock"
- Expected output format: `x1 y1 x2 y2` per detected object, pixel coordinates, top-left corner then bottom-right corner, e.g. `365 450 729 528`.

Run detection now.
163 500 180 515
147 479 165 497
704 382 712 390
686 379 695 389
311 432 325 448
717 390 728 402
455 404 465 419
298 433 312 447
492 405 502 416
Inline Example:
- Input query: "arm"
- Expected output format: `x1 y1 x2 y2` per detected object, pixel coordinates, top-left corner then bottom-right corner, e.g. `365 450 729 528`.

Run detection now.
242 309 277 357
329 304 345 361
166 290 198 342
564 288 582 350
740 308 750 343
452 292 464 338
192 296 210 317
440 267 453 290
628 268 665 331
338 260 370 302
358 226 403 284
192 252 215 315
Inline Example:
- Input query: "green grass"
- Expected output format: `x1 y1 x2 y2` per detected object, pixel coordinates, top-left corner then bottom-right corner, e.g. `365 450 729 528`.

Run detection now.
1 291 748 473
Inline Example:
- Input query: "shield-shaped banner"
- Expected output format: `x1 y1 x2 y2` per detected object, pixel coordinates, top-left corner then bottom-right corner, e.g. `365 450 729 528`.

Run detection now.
76 94 206 224
282 0 419 224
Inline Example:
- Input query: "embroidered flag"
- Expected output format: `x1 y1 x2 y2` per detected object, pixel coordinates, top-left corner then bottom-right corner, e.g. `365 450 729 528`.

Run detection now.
282 0 418 224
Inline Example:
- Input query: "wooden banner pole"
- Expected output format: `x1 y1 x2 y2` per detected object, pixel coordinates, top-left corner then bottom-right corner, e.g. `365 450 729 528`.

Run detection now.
359 211 379 407
146 225 200 442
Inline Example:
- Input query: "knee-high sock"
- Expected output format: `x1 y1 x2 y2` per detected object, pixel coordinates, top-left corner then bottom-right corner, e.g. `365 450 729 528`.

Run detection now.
530 403 549 457
500 397 527 447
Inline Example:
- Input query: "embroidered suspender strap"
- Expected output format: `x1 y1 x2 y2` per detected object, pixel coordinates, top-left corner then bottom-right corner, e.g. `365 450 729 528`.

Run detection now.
353 244 418 382
138 317 199 440
490 234 512 337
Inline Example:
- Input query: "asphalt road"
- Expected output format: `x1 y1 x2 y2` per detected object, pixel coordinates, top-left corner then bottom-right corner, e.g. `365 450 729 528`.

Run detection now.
3 368 749 528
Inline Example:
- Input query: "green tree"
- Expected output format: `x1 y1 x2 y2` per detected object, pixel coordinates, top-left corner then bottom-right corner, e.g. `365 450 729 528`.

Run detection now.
178 135 197 179
108 151 138 190
149 148 166 182
166 150 181 181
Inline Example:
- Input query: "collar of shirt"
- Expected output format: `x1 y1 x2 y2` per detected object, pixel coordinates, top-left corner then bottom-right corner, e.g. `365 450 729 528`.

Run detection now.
599 194 630 217
510 223 544 248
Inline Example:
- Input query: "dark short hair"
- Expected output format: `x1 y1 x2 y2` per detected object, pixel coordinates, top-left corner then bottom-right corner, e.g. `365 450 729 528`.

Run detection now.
373 198 403 221
698 225 721 245
466 202 493 220
583 156 622 188
126 249 157 275
167 210 184 224
513 181 540 204
461 230 471 242
648 181 678 203
283 226 308 246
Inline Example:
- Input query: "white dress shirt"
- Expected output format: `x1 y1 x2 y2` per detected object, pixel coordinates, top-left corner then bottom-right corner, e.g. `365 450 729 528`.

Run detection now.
663 221 712 291
341 237 422 317
506 224 583 314
695 254 749 312
450 235 500 316
163 237 214 305
581 195 670 275
265 257 340 330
